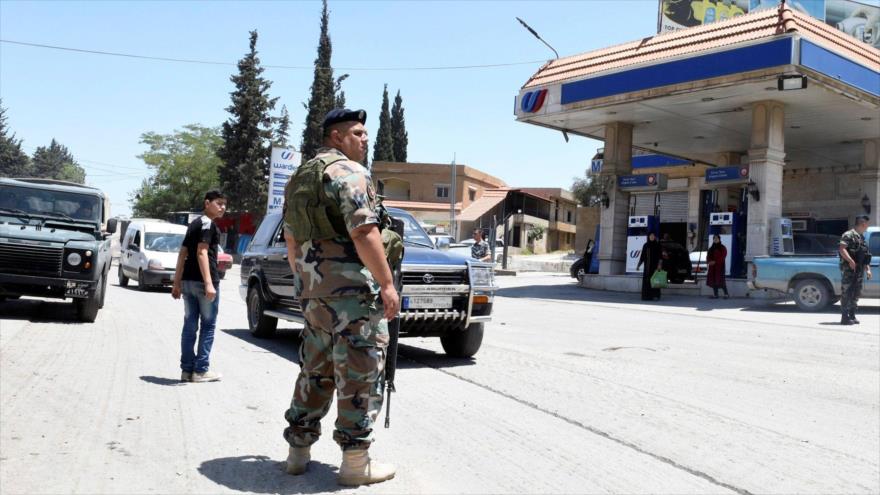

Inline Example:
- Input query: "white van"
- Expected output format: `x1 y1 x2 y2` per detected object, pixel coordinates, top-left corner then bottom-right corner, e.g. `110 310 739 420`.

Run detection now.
119 220 187 290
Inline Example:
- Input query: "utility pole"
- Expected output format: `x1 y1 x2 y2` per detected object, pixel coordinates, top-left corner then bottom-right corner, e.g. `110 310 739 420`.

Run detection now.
450 154 457 239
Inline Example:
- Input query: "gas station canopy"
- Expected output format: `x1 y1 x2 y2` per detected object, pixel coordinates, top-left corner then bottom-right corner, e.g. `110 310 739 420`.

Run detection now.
515 7 880 170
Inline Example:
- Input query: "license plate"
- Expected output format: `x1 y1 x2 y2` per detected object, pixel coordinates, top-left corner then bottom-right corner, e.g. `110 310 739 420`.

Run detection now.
403 296 452 309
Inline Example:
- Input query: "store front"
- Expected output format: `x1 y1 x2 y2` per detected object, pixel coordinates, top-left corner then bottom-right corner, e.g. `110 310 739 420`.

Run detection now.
516 6 879 283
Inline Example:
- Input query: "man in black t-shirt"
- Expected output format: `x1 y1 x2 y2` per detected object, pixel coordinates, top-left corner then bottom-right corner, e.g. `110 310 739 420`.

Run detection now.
172 190 227 383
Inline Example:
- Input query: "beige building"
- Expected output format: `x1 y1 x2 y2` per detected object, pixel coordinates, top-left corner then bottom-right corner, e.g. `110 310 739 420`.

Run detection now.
371 161 506 236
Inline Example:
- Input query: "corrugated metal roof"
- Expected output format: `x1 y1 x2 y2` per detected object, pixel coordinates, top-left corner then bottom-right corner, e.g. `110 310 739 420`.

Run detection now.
522 6 880 90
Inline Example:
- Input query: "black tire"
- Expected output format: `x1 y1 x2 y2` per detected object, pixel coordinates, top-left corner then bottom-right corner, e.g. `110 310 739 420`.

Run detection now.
247 285 278 338
98 271 108 309
792 278 831 312
440 322 484 358
137 270 147 291
75 275 102 322
118 264 129 287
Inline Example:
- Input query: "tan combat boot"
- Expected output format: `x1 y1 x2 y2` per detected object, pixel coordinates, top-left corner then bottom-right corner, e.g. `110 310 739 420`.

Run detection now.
285 446 311 475
338 449 396 486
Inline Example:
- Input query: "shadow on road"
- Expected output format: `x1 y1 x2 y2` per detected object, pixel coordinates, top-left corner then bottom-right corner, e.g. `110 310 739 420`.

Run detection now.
138 375 185 387
0 298 84 323
221 329 476 370
198 455 342 494
222 328 302 364
397 343 477 370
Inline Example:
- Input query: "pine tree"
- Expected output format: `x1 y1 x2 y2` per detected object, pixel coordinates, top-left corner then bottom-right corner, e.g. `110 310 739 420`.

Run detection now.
372 84 395 162
0 102 32 178
300 0 337 161
31 139 85 184
217 30 279 214
391 90 408 163
274 105 290 148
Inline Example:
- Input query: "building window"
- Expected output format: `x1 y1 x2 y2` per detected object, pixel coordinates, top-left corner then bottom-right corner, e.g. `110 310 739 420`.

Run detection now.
436 185 450 199
468 187 477 202
566 210 572 223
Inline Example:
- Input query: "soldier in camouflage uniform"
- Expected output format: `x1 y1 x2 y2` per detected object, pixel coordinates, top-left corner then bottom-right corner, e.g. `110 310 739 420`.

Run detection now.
281 109 400 486
838 215 873 325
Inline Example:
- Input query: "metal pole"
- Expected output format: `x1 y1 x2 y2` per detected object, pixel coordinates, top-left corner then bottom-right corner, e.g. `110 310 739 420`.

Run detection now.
450 154 457 239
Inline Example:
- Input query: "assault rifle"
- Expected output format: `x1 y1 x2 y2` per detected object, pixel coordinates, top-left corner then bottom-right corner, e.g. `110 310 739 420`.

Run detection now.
384 216 404 428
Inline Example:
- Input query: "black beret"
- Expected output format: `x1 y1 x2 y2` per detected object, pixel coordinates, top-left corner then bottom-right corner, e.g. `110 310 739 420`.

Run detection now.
322 108 367 129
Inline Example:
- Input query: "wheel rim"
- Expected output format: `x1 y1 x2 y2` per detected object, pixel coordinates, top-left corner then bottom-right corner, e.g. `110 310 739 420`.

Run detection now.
248 289 261 328
577 268 585 282
798 285 822 307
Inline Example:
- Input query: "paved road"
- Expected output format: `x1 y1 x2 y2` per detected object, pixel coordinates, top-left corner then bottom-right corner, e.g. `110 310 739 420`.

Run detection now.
1 268 878 494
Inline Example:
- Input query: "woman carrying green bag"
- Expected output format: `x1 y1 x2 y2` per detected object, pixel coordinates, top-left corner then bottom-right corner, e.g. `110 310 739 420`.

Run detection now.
637 232 664 301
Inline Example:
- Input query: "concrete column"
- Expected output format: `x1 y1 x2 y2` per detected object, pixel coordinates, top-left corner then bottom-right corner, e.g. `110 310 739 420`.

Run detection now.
598 122 633 275
861 138 880 226
746 101 785 259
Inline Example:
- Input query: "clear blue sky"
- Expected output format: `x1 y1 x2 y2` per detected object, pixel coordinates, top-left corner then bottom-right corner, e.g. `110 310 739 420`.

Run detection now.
0 0 659 216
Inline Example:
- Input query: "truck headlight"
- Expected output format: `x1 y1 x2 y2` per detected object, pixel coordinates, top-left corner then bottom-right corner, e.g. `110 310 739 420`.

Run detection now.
148 258 163 270
67 252 82 266
470 267 494 287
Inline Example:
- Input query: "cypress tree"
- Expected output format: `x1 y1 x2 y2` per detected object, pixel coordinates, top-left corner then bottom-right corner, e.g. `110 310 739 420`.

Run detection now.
0 102 32 178
31 139 85 184
274 105 290 148
372 84 394 162
334 74 348 108
391 90 408 163
217 30 279 214
300 0 337 161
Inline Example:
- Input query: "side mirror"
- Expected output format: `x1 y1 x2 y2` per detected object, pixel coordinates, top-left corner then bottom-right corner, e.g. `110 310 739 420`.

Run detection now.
106 218 118 234
436 238 451 250
128 244 140 252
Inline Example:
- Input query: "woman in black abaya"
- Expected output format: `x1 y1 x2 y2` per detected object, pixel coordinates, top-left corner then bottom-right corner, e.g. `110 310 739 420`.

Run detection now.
636 232 662 301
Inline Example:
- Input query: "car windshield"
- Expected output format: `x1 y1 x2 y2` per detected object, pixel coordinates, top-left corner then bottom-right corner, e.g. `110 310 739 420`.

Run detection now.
0 184 101 223
145 232 185 252
391 210 434 248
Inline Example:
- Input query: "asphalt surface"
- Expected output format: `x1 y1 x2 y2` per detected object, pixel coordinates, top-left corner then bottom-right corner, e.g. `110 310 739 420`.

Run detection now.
1 268 878 494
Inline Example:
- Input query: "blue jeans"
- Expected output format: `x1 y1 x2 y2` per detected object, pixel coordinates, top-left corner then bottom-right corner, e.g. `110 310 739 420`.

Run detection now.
180 280 220 373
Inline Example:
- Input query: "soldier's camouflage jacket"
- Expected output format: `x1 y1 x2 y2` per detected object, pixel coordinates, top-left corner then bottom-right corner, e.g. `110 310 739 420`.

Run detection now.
283 147 380 299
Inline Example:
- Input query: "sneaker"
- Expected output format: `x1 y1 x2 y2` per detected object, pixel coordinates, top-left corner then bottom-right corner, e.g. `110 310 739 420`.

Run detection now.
181 372 193 382
192 371 222 382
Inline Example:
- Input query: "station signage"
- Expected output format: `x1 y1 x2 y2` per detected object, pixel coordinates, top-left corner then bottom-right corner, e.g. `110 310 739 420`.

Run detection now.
658 0 880 49
617 173 667 191
268 147 301 214
705 165 749 184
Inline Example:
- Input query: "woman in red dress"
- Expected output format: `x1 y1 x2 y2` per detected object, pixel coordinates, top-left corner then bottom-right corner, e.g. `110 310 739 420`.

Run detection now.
706 234 729 299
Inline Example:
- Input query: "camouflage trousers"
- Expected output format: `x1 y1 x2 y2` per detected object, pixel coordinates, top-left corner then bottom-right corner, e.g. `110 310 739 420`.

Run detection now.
840 268 865 316
283 294 388 451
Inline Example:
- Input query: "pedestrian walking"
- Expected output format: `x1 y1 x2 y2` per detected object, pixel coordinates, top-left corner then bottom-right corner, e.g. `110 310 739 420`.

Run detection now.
637 232 663 301
838 215 873 325
281 108 400 486
471 228 491 262
171 190 227 383
706 234 730 299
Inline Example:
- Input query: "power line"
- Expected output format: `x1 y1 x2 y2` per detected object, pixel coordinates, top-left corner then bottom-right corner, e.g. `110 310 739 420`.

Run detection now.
0 39 547 71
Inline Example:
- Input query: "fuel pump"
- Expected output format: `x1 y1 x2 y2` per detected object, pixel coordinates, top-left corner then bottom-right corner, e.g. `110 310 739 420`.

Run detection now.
626 215 660 273
707 209 745 277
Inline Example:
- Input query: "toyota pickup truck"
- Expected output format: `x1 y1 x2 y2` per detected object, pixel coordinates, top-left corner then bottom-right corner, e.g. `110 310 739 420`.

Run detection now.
0 178 117 322
748 227 879 311
239 207 497 357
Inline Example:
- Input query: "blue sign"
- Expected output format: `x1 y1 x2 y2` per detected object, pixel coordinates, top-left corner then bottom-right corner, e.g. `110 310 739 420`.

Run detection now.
618 173 666 191
705 166 749 183
591 159 603 174
632 154 691 169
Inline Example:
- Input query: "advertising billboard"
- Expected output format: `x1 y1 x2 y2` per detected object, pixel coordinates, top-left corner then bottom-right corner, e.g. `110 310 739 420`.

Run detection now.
268 147 300 214
658 0 880 48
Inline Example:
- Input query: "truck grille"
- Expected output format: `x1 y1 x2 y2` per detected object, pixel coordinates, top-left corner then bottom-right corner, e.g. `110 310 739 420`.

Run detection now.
402 270 466 285
0 242 63 276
